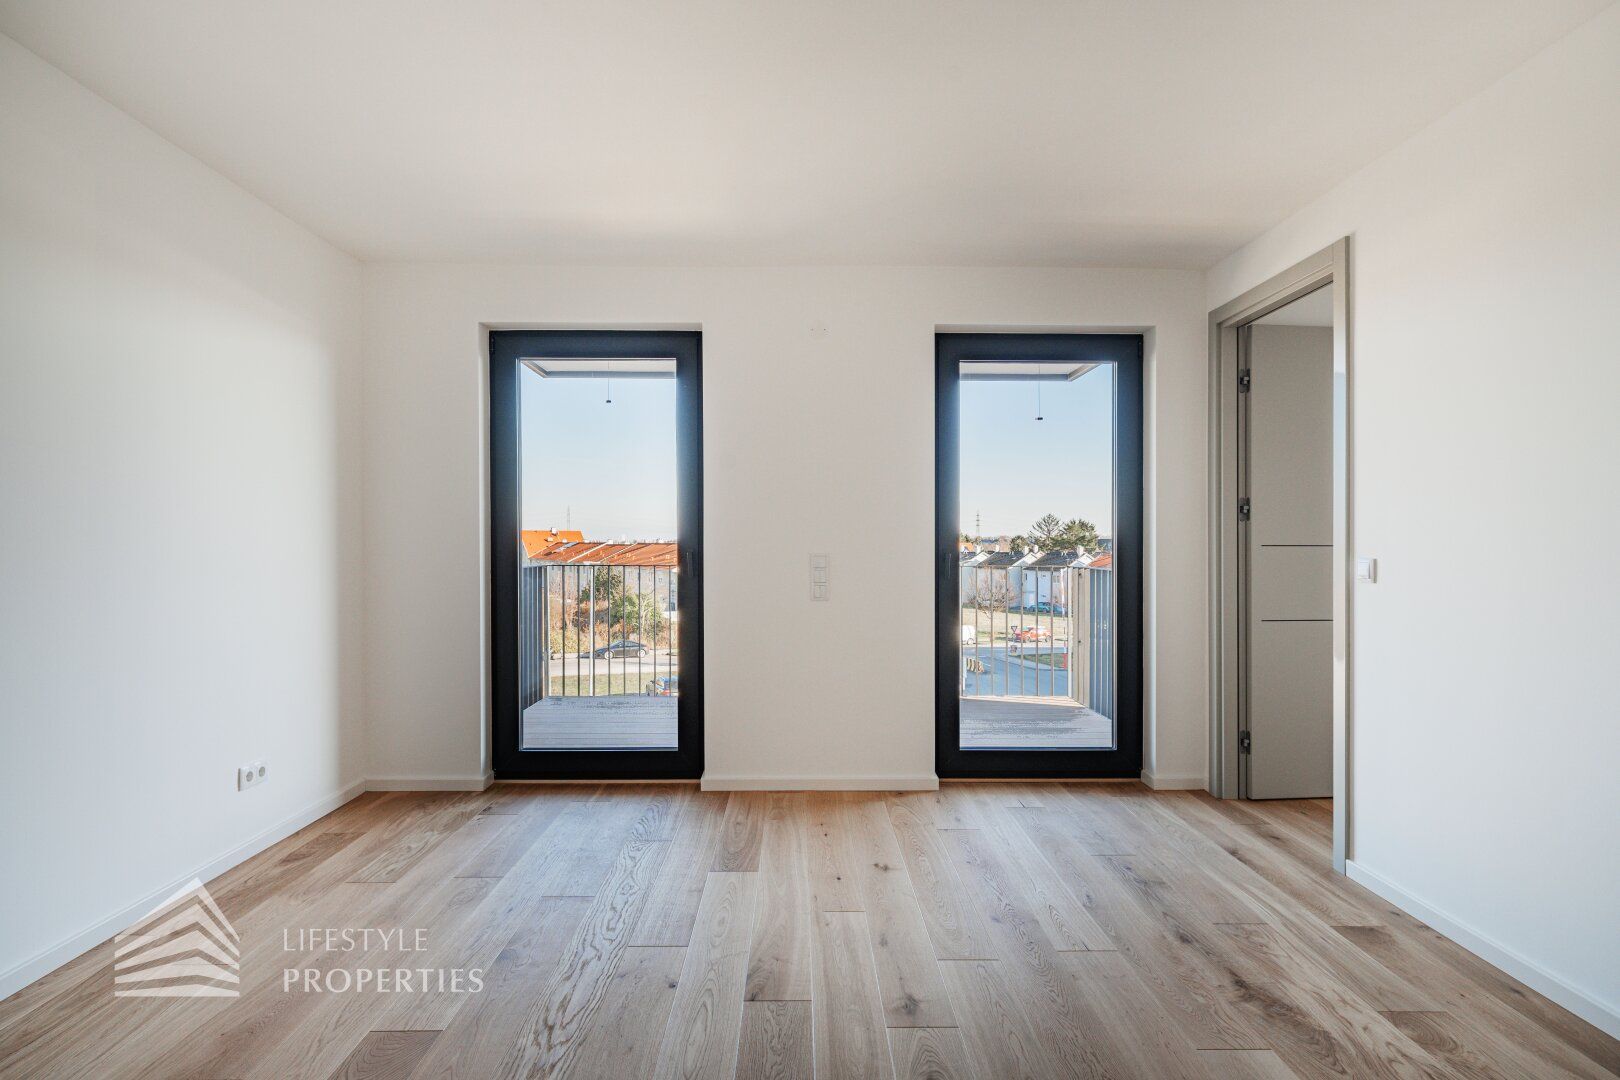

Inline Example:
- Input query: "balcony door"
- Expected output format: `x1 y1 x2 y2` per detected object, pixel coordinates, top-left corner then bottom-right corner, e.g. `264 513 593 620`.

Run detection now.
490 330 702 780
936 333 1142 778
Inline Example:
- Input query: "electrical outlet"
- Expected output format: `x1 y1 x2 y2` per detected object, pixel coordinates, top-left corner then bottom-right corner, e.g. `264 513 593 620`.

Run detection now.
237 760 269 791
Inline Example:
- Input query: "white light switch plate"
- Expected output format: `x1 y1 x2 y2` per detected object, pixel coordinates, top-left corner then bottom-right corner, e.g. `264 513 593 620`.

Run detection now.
810 553 830 600
1355 557 1377 583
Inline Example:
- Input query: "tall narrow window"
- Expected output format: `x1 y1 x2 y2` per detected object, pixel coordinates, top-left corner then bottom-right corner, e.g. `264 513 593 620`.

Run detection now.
936 334 1142 778
490 331 702 780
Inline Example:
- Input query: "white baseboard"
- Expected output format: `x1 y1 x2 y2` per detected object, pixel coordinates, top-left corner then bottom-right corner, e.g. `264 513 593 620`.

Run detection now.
366 774 493 792
1140 770 1207 790
1346 860 1620 1039
0 778 367 1001
700 774 940 791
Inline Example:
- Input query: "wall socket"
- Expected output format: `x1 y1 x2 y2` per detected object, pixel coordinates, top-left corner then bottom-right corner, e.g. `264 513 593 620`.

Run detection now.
237 760 269 791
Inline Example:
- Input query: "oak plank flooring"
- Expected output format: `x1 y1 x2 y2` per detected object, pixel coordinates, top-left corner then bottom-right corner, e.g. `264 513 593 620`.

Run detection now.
407 895 593 1080
843 797 957 1027
884 796 996 961
329 1030 440 1080
805 793 864 912
0 796 415 1079
1336 924 1619 1080
347 791 496 883
1213 922 1453 1079
629 790 729 946
745 794 813 1001
811 911 895 1080
554 945 684 1080
737 1001 811 1080
2 784 1616 1080
242 875 501 1080
914 787 989 832
1197 1048 1300 1080
1058 950 1221 1079
712 792 767 872
970 796 1112 951
650 872 757 1079
491 790 678 1078
936 958 1073 1080
133 799 517 1080
457 796 571 879
887 1027 979 1080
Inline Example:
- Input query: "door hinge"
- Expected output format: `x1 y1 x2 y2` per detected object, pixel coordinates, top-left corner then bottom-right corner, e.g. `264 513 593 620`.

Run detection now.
1238 497 1251 522
1238 368 1252 393
1239 731 1252 754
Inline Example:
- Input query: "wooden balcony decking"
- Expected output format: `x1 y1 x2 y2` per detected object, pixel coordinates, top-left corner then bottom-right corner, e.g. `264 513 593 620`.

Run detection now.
960 694 1111 748
522 694 679 749
521 693 1109 750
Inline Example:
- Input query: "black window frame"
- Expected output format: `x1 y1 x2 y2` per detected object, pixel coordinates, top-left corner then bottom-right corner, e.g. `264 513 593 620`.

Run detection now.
935 332 1143 779
489 329 703 780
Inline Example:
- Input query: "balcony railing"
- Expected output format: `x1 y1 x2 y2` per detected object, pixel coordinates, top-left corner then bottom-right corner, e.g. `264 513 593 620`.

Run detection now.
520 563 678 707
959 562 1114 717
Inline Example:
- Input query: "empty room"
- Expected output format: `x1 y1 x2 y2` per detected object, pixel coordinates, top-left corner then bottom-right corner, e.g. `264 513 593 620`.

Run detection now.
2 2 1617 1078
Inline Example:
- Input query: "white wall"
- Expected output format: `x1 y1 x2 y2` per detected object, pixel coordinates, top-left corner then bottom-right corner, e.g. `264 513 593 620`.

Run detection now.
362 265 1209 789
1207 5 1620 1033
0 35 365 992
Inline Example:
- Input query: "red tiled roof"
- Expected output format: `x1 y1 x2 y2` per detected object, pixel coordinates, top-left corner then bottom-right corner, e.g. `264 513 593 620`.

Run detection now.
1086 553 1113 570
521 529 584 558
526 540 678 568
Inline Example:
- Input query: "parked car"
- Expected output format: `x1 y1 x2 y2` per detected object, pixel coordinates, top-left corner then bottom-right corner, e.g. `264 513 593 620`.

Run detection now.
593 639 649 658
961 624 977 644
1010 625 1051 643
645 676 679 697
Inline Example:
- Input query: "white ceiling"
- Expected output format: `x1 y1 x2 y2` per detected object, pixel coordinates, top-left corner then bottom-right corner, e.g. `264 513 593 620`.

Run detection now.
0 1 1606 266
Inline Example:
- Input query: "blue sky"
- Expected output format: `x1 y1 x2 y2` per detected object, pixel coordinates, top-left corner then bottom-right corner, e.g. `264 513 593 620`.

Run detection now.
960 365 1114 538
520 369 677 539
520 363 1113 542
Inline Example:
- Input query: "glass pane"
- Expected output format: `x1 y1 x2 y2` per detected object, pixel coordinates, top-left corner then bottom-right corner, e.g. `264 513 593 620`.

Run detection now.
958 360 1115 750
518 359 679 749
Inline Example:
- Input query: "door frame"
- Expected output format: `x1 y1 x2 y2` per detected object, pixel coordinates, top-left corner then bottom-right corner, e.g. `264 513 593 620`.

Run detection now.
1208 239 1351 871
488 329 703 780
935 332 1144 779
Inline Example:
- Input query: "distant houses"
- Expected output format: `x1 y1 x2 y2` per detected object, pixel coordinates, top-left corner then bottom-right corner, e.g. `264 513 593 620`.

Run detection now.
959 544 1111 612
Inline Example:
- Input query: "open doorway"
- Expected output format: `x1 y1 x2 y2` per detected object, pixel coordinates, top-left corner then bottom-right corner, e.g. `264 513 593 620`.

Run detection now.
1210 240 1350 869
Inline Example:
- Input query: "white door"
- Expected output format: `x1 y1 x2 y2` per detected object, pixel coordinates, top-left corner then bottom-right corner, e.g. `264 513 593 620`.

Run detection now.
1242 323 1333 799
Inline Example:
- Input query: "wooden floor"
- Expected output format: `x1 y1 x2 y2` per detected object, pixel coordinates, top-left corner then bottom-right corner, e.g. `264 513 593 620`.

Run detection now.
3 785 1616 1079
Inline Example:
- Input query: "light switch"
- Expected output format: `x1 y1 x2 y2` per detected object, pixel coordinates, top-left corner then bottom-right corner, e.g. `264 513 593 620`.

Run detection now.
1355 557 1377 583
810 554 830 600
